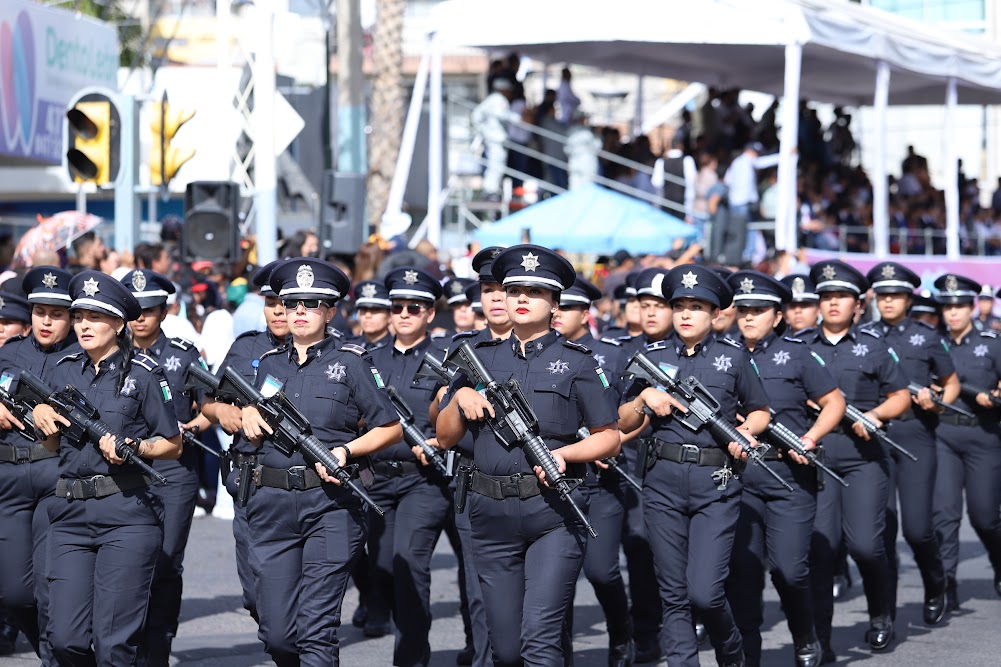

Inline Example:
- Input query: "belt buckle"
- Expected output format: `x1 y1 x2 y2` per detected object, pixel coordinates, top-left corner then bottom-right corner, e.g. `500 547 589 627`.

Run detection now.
287 466 308 490
681 444 700 463
79 476 100 498
14 447 30 464
499 473 523 498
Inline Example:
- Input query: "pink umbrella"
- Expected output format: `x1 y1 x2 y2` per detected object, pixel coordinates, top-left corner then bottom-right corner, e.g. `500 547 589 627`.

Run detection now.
13 211 103 268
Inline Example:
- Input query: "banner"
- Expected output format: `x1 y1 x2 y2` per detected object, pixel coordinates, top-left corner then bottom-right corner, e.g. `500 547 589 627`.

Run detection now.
804 249 1001 289
0 0 118 164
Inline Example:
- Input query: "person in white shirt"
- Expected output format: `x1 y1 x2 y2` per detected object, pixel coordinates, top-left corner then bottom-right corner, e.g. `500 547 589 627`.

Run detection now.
471 78 520 200
716 142 781 266
556 67 581 125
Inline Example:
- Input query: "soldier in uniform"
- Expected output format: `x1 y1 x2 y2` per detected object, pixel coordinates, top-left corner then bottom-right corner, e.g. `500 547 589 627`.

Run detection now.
436 245 620 666
778 274 820 336
618 264 771 667
863 262 957 625
120 268 207 666
352 280 393 350
0 268 77 665
803 261 910 660
32 271 183 666
931 273 1001 609
240 258 401 665
723 270 845 667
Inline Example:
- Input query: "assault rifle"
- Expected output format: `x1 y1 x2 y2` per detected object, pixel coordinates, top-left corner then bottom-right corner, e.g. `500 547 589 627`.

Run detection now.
0 384 38 442
757 408 848 488
837 391 918 462
386 386 450 476
958 383 1001 409
907 383 975 418
577 426 643 493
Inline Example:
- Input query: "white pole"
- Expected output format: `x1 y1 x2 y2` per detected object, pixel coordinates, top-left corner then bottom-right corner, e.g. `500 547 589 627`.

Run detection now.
872 61 890 258
427 31 443 249
776 42 801 252
252 3 278 265
633 74 644 140
382 45 431 234
944 78 960 260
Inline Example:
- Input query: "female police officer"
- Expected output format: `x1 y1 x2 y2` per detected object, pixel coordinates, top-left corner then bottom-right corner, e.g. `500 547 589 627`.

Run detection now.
436 244 620 666
240 257 401 666
723 270 845 667
0 267 77 665
32 270 183 666
617 264 770 667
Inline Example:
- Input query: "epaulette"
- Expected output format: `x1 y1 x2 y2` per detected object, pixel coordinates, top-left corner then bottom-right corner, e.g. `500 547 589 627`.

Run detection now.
562 339 593 355
327 327 345 339
452 330 479 341
430 331 448 339
57 351 85 364
234 329 261 342
720 336 743 349
474 338 504 348
340 343 368 356
4 334 27 345
860 328 881 339
979 330 998 339
599 337 622 347
914 320 936 330
169 337 194 351
132 353 159 372
782 336 805 344
258 347 285 362
646 340 668 351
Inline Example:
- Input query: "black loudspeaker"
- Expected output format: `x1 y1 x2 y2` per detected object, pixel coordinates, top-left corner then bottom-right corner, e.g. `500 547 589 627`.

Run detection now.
319 171 367 256
183 181 240 262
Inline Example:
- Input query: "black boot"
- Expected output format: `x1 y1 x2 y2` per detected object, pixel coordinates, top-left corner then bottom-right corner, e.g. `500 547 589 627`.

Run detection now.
0 618 17 656
945 576 960 612
608 638 635 667
994 570 1001 598
923 583 947 626
634 635 660 664
695 622 708 645
793 634 822 667
351 603 368 629
455 644 474 666
865 616 894 651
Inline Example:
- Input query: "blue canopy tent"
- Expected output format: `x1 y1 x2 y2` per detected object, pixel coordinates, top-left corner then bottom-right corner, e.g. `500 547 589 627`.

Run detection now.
472 185 698 254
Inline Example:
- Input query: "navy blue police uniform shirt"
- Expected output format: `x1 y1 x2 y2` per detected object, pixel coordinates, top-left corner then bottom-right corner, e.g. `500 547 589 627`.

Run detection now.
947 328 1001 415
804 325 907 411
622 332 769 450
743 332 837 434
48 349 180 479
861 318 955 389
368 335 450 463
136 332 205 424
575 332 628 399
217 329 288 455
442 330 618 476
442 329 491 459
252 335 397 469
0 333 80 447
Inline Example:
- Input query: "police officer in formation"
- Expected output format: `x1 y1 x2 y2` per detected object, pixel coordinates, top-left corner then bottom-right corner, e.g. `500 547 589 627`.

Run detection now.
931 272 1001 608
240 258 402 666
32 271 183 666
723 270 845 667
437 245 620 666
862 262 957 625
352 279 393 351
0 268 77 666
778 274 820 335
618 264 771 667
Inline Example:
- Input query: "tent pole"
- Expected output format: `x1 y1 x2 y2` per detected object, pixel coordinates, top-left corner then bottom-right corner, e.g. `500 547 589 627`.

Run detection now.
872 61 890 258
944 77 960 260
777 42 802 253
383 43 431 235
427 30 443 248
633 74 644 140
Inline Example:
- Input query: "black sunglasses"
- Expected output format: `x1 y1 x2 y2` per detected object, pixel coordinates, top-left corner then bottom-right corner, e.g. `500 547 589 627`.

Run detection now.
281 299 326 310
391 303 427 315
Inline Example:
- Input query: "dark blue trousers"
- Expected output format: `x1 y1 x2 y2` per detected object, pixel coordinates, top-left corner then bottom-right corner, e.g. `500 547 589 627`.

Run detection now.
933 422 1001 580
580 474 631 641
46 491 163 667
727 459 817 667
644 458 743 667
0 457 59 665
224 466 259 621
469 487 587 667
619 441 662 643
248 484 366 667
141 456 199 665
810 435 891 647
884 418 944 610
366 472 451 667
452 501 492 666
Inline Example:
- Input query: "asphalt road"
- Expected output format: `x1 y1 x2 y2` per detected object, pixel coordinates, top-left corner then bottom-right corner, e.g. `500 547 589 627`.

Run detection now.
4 509 1000 666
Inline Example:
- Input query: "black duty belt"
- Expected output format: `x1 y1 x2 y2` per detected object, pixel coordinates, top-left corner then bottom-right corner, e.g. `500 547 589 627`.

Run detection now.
56 474 150 500
0 443 58 464
228 450 259 467
371 460 422 478
938 412 981 427
255 465 324 491
470 469 542 500
652 439 729 467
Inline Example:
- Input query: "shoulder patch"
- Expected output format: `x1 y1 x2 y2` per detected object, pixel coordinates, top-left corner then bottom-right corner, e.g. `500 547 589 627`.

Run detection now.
782 336 805 344
132 353 159 372
452 330 479 341
599 337 623 347
340 343 367 356
169 337 193 351
57 351 85 364
562 339 593 355
720 336 743 349
979 330 998 339
860 328 881 339
914 320 936 331
646 340 668 351
474 338 504 348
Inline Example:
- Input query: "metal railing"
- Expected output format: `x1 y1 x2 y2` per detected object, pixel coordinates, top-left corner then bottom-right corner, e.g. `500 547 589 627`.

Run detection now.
803 225 999 256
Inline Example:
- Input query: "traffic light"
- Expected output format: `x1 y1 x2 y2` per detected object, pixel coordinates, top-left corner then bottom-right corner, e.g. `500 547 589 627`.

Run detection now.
66 92 120 185
150 92 196 187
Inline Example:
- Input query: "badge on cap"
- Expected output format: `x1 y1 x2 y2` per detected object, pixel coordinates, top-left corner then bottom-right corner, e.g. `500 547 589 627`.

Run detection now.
681 272 698 289
792 277 805 294
521 253 540 272
881 265 896 279
82 278 100 297
739 278 754 294
296 265 314 289
821 265 837 281
403 270 419 285
360 284 377 299
0 296 5 310
451 282 464 295
42 273 59 289
490 248 502 258
131 271 147 292
945 275 959 292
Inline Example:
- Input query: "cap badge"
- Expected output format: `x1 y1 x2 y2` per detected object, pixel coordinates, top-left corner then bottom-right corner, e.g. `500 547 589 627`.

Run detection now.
881 265 896 279
82 278 100 297
821 265 837 281
451 281 464 295
403 270 419 285
131 271 147 292
0 296 5 309
296 264 315 289
490 248 502 258
681 271 698 289
521 253 540 272
792 277 805 294
945 275 959 292
41 272 59 289
360 284 377 299
739 277 755 294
